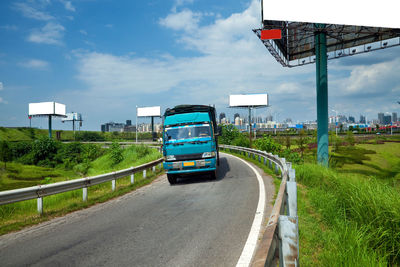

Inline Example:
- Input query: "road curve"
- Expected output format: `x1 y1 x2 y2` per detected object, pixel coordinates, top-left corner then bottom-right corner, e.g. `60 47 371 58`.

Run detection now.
0 153 273 267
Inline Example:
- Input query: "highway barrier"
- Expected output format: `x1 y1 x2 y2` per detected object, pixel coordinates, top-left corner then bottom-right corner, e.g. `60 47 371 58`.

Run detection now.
0 158 163 214
220 145 299 267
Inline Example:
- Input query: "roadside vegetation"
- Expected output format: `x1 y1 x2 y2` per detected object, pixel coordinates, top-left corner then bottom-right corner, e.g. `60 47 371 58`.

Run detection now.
0 126 157 142
218 125 400 265
0 137 162 235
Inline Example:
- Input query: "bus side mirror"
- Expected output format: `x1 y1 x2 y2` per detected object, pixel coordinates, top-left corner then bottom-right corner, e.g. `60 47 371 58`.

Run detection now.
216 125 222 136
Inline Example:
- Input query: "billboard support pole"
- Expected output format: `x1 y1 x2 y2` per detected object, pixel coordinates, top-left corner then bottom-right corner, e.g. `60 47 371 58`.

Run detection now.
315 23 329 166
48 115 52 138
136 106 138 144
248 107 252 147
151 116 155 141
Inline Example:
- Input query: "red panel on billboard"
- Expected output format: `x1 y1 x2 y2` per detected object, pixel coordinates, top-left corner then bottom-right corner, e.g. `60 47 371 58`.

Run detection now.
260 29 281 40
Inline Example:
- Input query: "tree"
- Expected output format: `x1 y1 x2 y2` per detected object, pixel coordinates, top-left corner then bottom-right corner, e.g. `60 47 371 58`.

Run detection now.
297 130 308 158
0 141 12 169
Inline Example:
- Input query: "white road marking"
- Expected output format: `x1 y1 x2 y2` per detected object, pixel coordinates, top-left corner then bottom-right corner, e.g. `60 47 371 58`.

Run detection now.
231 154 266 267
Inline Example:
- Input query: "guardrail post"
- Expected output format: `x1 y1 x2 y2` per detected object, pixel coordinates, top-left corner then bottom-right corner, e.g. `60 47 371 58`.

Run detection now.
37 197 43 214
286 181 297 217
143 170 147 178
263 157 266 165
152 166 156 172
159 163 162 170
83 187 87 202
112 179 116 191
131 173 134 184
258 155 261 162
278 215 299 267
275 162 279 174
289 168 296 182
269 159 272 169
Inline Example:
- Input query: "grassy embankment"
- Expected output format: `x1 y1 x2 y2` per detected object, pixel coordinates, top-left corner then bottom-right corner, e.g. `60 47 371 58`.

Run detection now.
0 126 155 142
298 141 400 266
0 145 162 235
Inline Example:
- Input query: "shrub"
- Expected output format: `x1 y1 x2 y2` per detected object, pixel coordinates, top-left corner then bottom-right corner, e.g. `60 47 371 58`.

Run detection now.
232 134 250 148
75 131 105 141
110 141 124 166
9 141 33 159
254 135 282 154
31 136 60 166
0 140 12 168
219 124 240 145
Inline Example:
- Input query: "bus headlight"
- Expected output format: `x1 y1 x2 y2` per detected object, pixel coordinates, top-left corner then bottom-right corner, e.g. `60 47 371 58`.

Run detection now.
202 152 215 158
166 155 176 161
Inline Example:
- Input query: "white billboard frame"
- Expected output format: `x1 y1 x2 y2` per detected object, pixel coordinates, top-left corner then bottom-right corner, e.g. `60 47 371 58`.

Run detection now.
62 112 82 121
229 94 269 108
137 106 161 117
29 102 66 117
262 0 399 28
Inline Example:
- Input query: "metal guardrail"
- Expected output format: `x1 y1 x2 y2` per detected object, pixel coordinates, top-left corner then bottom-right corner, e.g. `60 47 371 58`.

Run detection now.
0 158 164 214
220 145 299 267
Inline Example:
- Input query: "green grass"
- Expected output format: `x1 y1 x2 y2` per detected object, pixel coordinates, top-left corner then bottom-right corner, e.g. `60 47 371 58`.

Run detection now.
0 145 163 235
296 163 400 266
0 163 78 191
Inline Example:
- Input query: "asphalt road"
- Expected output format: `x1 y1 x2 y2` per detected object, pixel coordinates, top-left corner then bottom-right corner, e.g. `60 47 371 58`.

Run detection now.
0 153 273 267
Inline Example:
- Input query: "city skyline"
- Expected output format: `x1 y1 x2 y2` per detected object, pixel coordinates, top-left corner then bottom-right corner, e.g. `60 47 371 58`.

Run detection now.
0 0 399 131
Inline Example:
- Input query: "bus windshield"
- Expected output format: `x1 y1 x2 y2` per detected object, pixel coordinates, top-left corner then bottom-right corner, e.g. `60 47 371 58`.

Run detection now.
164 124 211 141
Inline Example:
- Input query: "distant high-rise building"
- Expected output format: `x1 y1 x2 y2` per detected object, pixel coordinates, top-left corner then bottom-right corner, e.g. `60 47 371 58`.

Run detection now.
126 120 132 126
266 115 273 122
392 112 398 122
378 113 384 124
359 115 366 124
348 116 355 123
234 113 240 120
383 115 392 125
219 113 226 123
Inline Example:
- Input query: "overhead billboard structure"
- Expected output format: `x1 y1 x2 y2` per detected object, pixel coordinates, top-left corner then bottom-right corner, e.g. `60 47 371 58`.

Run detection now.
137 106 161 117
229 93 269 146
136 106 161 142
255 0 400 167
229 93 269 108
28 102 67 138
29 102 66 117
62 112 83 135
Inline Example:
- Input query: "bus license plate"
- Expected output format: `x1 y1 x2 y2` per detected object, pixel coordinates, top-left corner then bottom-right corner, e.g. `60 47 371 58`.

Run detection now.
183 161 195 167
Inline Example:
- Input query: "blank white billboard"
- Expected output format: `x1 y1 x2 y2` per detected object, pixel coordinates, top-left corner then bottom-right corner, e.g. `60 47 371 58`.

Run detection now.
229 94 268 107
62 112 82 121
262 0 399 28
137 106 161 117
29 102 66 116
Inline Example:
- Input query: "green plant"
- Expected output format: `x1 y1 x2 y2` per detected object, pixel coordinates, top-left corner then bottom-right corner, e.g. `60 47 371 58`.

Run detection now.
254 135 282 154
0 140 12 169
346 131 355 146
219 124 240 145
31 136 59 166
110 141 124 166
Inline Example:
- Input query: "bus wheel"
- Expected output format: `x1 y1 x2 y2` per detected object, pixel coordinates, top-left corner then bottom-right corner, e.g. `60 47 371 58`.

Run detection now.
167 174 177 185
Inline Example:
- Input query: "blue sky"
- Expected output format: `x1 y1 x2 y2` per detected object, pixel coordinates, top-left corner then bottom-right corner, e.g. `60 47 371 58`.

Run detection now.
0 0 399 131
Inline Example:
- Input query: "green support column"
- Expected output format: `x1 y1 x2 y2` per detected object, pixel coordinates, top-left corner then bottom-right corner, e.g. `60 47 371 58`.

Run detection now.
248 107 252 147
315 24 329 166
151 116 154 141
48 115 52 138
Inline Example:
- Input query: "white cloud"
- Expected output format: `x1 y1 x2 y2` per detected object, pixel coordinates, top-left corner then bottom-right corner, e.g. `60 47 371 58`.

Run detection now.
171 0 194 12
159 9 202 32
61 1 76 12
72 0 399 123
19 59 49 69
0 97 7 104
0 25 18 31
28 22 65 45
13 2 54 21
105 24 113 28
0 82 3 90
80 29 87 35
